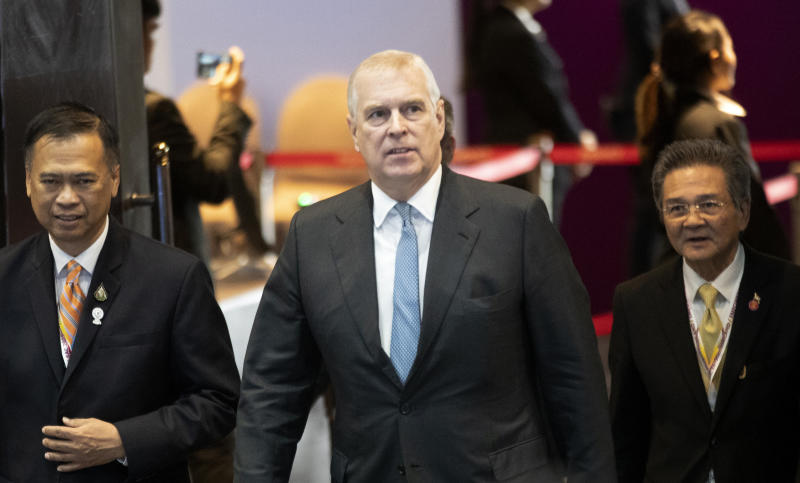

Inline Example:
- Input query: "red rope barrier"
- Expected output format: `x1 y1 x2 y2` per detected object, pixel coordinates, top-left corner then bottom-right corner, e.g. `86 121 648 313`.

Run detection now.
265 140 800 168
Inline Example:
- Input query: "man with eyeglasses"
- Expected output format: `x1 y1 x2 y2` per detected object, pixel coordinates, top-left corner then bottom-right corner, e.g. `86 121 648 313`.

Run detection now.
609 138 800 482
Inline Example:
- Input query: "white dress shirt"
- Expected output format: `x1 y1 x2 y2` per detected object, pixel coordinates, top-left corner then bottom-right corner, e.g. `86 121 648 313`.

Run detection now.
682 243 745 410
372 165 442 356
50 216 109 366
502 2 543 36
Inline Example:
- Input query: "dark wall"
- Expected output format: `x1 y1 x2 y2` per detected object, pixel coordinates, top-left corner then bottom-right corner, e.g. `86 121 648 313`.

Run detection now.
0 0 150 247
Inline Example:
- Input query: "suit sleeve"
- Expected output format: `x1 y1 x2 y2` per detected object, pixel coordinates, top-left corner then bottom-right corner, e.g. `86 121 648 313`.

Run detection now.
114 260 241 478
234 214 322 482
146 95 252 204
522 197 616 482
608 285 651 482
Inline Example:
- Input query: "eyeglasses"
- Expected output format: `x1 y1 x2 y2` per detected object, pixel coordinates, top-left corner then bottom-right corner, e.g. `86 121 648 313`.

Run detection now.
662 200 729 220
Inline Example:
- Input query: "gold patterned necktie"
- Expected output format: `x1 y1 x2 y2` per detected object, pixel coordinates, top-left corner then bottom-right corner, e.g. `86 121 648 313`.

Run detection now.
59 260 85 354
697 283 723 367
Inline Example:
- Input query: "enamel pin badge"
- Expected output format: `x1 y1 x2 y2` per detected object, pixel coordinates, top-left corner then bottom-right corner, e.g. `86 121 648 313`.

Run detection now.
92 307 104 326
94 284 108 302
748 292 761 312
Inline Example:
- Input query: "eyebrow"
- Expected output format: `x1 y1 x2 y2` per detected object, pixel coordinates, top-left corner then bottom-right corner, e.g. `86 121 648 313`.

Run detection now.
664 193 724 203
38 171 98 178
362 98 427 111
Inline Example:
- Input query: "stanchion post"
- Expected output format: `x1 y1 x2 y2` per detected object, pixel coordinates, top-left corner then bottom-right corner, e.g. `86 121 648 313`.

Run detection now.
791 162 800 264
530 134 554 222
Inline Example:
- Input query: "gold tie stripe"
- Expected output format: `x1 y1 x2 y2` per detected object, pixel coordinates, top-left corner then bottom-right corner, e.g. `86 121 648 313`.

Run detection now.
59 260 85 349
697 283 723 368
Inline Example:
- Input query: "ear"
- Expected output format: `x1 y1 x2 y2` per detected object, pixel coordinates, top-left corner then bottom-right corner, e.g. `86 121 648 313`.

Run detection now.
110 164 121 197
25 168 32 198
434 98 445 137
346 115 360 152
738 198 751 232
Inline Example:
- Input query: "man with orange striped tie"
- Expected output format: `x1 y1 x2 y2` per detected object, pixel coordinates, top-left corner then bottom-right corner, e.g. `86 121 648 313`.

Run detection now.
0 103 240 482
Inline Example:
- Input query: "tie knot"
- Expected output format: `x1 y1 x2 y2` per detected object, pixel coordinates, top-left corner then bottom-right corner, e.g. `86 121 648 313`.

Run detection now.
698 283 719 308
66 260 82 283
394 202 413 224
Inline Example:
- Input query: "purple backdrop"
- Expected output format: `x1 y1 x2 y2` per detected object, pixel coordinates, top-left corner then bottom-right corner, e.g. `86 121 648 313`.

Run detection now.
538 0 800 142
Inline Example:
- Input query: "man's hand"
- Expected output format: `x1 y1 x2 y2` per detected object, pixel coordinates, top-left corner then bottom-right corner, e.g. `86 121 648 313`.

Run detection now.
42 417 125 472
211 45 246 104
573 129 598 179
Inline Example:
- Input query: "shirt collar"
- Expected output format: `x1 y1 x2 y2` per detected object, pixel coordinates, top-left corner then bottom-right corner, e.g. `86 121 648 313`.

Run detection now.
372 164 442 228
502 3 542 35
683 243 745 303
50 216 109 276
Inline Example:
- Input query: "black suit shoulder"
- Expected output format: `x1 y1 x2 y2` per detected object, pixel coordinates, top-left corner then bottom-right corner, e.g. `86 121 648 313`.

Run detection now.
119 222 204 270
0 231 45 274
615 256 680 297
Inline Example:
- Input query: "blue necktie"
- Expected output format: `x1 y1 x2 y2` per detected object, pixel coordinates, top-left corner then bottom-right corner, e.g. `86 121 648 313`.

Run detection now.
390 202 420 383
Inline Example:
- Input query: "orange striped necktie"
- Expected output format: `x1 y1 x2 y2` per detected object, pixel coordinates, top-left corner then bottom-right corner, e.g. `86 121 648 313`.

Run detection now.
59 260 86 352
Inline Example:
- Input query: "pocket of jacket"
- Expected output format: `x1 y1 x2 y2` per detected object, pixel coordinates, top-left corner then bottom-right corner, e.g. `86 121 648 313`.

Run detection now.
98 330 165 348
462 287 516 314
331 448 348 483
489 436 548 481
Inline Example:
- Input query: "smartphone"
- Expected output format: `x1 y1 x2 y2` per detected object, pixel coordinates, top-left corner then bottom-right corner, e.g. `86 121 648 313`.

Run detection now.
196 52 232 79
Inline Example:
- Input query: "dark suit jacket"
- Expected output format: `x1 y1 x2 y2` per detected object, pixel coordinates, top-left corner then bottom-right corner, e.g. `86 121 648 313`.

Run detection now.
0 220 240 482
145 91 252 261
475 6 583 144
610 246 800 482
235 167 615 482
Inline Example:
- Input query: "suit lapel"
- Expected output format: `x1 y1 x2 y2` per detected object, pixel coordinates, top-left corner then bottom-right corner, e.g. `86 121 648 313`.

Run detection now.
62 221 125 388
656 260 713 418
711 249 769 428
408 169 479 386
330 184 398 383
26 232 66 385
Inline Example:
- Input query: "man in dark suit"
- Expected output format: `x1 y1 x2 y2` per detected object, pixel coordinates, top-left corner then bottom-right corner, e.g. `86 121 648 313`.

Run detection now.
235 49 615 482
469 0 596 225
610 139 800 482
0 103 240 482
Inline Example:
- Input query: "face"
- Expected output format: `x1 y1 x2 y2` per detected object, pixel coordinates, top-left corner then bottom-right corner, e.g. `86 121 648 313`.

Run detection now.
710 29 737 92
347 65 445 201
662 164 749 280
26 133 120 257
143 18 158 74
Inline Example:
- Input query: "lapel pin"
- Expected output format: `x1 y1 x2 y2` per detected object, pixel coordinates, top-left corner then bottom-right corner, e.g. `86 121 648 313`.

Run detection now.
738 365 747 380
91 307 104 325
94 284 108 302
748 292 761 312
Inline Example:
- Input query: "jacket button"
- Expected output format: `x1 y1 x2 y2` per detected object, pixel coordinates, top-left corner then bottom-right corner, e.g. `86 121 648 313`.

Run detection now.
711 438 718 447
399 403 411 415
397 464 406 475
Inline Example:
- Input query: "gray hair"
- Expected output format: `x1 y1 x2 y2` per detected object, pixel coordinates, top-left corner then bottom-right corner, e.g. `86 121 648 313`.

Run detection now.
347 49 441 119
652 138 751 212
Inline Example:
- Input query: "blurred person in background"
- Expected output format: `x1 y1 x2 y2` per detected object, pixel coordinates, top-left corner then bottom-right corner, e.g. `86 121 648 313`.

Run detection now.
631 9 788 275
142 1 258 480
607 0 689 141
142 0 268 266
466 0 596 227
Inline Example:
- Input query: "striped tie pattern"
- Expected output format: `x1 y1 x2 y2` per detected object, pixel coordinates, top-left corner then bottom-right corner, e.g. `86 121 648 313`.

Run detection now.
390 203 420 383
59 260 85 353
